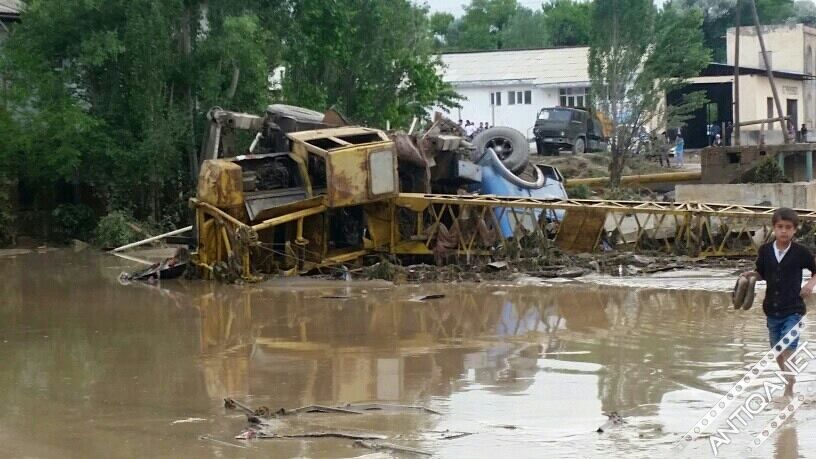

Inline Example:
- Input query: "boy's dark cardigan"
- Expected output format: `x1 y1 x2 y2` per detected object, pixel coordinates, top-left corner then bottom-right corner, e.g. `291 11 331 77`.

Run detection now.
756 241 816 317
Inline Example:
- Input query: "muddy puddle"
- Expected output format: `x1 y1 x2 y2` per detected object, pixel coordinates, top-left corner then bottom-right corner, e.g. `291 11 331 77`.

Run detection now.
1 249 815 458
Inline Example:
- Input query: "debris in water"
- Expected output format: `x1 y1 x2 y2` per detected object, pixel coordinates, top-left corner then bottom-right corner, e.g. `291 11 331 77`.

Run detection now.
409 294 445 302
237 429 387 441
119 247 190 284
225 398 440 419
596 411 626 433
424 430 474 440
487 261 508 271
199 435 248 449
491 424 518 430
171 417 207 425
353 440 432 456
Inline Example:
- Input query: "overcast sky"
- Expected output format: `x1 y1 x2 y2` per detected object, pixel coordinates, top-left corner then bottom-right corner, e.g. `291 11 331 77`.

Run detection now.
424 0 670 16
425 0 546 16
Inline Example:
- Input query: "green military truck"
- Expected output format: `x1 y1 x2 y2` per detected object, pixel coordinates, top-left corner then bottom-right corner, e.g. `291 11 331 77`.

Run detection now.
533 107 609 156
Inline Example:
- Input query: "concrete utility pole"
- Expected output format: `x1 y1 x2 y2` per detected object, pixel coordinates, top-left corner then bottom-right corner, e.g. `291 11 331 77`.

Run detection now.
749 0 790 143
734 0 741 146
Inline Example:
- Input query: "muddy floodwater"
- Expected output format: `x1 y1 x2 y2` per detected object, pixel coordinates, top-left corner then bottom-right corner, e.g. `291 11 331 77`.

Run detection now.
3 250 816 458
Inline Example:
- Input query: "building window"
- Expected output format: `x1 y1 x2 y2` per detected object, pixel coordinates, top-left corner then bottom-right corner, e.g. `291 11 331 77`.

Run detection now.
490 92 502 106
490 92 494 105
508 91 527 106
559 87 588 108
767 97 774 119
495 91 501 106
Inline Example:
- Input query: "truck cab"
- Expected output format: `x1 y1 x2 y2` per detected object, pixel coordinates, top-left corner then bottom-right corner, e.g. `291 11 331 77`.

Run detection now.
533 107 607 156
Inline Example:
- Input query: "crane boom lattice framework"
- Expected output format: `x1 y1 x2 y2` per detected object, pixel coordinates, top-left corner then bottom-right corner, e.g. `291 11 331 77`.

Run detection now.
191 193 816 280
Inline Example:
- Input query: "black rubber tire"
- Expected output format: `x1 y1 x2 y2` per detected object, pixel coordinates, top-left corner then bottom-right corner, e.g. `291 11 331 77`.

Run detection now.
471 126 530 172
572 137 586 155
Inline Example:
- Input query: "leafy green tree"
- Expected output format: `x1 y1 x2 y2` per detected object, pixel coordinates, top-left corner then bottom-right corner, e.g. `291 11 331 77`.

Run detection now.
793 0 816 25
1 0 277 229
0 0 459 242
430 12 455 47
589 1 710 186
499 8 549 49
543 0 591 47
280 0 459 126
455 0 520 49
667 0 797 61
433 0 591 51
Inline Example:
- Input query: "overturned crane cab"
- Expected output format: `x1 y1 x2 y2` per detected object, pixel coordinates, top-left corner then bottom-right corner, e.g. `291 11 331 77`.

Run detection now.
190 105 571 281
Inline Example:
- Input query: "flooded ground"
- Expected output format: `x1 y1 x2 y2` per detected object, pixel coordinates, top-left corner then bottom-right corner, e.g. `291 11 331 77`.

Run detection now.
2 249 816 458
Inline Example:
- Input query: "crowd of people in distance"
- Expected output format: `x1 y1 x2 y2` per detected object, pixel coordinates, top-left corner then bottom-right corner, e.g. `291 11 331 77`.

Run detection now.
459 120 491 140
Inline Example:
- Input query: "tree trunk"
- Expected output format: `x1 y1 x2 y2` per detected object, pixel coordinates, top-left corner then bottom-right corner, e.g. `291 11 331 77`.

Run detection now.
180 4 199 184
608 148 626 188
227 65 240 101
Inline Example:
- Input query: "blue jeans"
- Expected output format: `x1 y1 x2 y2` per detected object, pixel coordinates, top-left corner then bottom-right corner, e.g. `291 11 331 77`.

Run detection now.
767 313 803 351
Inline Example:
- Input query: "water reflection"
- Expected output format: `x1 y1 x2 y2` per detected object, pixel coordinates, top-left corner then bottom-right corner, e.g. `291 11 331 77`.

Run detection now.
0 250 804 458
190 280 742 418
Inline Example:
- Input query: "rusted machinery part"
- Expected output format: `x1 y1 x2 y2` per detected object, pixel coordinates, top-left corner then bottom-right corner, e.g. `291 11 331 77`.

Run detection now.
236 225 259 247
433 220 461 261
392 133 429 168
732 272 759 310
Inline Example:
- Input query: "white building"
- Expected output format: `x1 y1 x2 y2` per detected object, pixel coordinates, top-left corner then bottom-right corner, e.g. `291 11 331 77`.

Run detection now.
726 23 816 130
437 46 590 139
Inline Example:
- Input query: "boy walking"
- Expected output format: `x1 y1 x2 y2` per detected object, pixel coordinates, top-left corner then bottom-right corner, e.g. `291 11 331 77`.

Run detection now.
751 208 816 396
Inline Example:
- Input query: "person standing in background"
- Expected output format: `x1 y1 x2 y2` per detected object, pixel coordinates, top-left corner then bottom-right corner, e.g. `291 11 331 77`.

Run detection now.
465 120 475 139
674 132 685 167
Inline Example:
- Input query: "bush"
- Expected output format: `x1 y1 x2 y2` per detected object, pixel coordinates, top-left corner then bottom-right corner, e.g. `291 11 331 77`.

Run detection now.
566 184 591 199
741 158 789 184
602 187 641 201
51 203 97 243
93 211 142 249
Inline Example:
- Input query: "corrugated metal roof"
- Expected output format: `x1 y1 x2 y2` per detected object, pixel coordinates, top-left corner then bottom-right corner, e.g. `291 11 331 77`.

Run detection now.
0 0 22 16
439 46 590 87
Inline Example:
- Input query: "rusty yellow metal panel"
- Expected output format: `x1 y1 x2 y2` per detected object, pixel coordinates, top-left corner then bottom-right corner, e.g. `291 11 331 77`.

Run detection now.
364 202 392 249
197 160 244 208
325 144 397 207
326 149 367 207
555 208 607 253
287 127 387 144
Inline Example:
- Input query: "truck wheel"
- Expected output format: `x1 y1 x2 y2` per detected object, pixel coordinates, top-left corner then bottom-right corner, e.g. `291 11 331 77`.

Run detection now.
572 137 586 155
471 127 530 172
